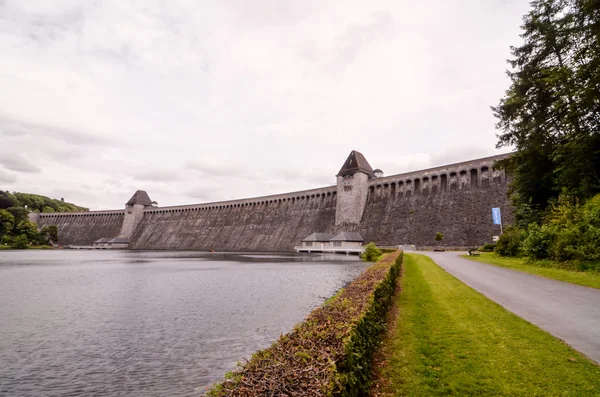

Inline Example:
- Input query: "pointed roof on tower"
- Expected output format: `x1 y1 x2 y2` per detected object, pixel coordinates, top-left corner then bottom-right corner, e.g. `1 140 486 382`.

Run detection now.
126 190 153 206
336 150 374 177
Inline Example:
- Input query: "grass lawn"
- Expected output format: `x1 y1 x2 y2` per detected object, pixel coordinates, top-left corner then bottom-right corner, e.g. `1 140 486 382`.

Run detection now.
370 253 600 396
462 252 600 290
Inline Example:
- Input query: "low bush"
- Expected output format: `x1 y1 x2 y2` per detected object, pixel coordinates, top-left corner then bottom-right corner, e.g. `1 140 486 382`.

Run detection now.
361 242 382 262
10 234 29 249
495 194 600 267
522 223 554 260
480 243 496 252
495 227 524 257
204 251 403 396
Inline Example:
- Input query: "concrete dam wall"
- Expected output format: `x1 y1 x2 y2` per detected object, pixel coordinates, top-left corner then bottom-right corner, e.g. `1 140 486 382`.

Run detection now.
31 152 513 250
130 187 337 251
357 155 513 246
33 211 125 246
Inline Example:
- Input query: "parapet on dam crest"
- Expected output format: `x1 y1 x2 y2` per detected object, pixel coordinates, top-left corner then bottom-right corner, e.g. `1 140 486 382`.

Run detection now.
31 151 513 250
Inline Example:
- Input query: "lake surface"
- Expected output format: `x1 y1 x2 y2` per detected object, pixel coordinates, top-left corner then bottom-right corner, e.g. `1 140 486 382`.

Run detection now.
0 250 367 397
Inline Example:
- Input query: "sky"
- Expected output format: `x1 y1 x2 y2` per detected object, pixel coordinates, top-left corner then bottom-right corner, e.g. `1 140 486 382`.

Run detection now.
0 0 530 210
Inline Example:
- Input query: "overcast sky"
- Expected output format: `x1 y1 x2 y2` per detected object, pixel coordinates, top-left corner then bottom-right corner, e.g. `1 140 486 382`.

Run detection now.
0 0 528 210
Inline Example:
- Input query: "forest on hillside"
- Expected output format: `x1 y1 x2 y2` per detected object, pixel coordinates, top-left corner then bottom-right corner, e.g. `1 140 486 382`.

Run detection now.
0 191 87 249
0 191 88 213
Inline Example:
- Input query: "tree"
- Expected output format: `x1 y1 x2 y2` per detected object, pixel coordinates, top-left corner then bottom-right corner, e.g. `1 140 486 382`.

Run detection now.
493 0 600 223
362 242 382 262
0 209 15 238
0 191 18 209
434 232 444 245
16 220 39 242
6 207 29 225
40 225 58 244
12 192 88 213
11 234 29 249
1 234 13 246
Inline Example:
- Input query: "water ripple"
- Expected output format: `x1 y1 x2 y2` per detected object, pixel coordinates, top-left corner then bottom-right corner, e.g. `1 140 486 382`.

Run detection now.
0 250 366 396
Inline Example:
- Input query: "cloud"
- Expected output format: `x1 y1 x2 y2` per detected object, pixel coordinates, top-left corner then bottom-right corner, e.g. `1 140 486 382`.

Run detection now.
185 159 261 180
0 116 115 147
0 0 528 209
0 153 41 173
185 185 229 203
0 168 18 183
332 11 394 68
133 170 182 182
430 146 513 167
274 167 335 186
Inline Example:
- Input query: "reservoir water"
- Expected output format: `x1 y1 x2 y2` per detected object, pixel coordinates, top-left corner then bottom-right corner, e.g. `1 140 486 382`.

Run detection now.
0 250 367 397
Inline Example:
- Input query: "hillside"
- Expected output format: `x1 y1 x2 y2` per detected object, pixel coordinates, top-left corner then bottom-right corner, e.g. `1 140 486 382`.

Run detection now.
0 191 88 213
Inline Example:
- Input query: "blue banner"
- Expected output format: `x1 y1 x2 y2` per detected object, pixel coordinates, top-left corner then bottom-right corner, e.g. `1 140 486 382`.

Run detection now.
492 207 501 225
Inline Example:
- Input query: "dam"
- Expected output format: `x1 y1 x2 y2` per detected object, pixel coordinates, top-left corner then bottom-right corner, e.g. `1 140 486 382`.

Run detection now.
30 151 513 251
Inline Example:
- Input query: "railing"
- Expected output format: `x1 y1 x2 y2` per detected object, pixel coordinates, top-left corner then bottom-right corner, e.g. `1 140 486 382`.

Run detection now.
294 246 364 255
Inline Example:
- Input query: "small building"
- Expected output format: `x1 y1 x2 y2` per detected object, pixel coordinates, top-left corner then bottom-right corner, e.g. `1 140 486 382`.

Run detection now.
295 231 365 254
301 233 333 251
93 237 130 249
373 168 384 178
330 232 364 249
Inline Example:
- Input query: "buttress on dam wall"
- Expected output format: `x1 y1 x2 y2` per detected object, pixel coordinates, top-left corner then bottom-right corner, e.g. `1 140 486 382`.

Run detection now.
31 151 513 251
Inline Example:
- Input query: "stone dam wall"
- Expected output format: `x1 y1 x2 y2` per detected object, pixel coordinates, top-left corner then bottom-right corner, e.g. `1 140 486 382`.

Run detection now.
33 211 125 246
130 187 337 251
359 156 513 246
33 154 513 250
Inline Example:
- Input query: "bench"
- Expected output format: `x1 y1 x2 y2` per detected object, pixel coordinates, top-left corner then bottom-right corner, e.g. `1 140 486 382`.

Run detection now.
467 249 480 256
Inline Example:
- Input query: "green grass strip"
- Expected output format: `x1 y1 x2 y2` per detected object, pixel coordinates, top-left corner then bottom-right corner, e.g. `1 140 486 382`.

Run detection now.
462 252 600 290
375 253 600 396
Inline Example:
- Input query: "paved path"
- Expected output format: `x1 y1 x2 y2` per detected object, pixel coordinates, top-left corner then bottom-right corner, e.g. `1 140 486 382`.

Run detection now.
421 252 600 363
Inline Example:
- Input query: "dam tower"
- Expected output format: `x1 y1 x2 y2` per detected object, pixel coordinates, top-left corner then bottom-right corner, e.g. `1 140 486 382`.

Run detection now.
118 190 154 240
335 150 375 226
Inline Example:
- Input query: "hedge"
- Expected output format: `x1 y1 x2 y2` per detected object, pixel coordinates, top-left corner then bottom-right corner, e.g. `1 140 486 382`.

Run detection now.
203 250 403 396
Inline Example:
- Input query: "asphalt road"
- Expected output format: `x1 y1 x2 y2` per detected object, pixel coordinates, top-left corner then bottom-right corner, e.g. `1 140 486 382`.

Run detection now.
421 252 600 363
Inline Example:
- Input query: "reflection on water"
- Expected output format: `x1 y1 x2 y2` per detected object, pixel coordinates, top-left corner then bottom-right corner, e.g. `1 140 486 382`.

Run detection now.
0 250 366 397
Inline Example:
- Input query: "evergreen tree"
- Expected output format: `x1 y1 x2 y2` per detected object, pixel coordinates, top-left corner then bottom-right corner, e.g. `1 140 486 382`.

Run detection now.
493 0 600 224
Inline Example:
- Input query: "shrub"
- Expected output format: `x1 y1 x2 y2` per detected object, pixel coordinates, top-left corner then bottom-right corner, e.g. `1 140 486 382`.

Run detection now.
539 194 600 262
549 223 580 262
204 251 403 396
361 242 382 262
1 234 13 246
500 194 600 264
495 227 524 257
522 223 554 260
40 225 59 244
480 243 496 252
10 234 29 249
574 195 600 262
